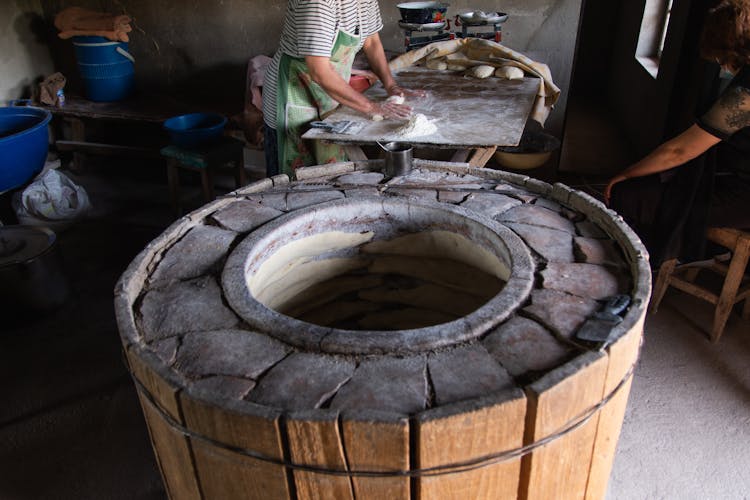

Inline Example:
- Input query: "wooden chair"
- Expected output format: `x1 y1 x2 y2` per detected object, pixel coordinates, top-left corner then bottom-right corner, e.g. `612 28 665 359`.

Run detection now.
650 227 750 342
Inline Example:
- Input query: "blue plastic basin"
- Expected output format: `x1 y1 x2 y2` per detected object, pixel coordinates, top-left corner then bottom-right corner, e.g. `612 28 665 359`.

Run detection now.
0 106 51 192
163 113 227 149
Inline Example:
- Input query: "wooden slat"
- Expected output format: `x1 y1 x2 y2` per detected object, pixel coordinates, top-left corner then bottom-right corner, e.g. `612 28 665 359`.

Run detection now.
584 316 644 500
416 389 527 499
180 391 291 500
344 145 369 161
341 411 410 500
519 351 609 500
286 410 354 500
138 394 202 500
127 349 202 499
56 140 162 158
669 276 719 304
126 348 183 423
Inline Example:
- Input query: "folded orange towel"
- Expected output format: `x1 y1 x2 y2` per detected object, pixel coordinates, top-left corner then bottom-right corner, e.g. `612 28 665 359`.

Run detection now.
55 7 132 42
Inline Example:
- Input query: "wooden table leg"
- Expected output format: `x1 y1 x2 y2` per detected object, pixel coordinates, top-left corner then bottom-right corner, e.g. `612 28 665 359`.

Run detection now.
69 117 86 173
468 146 498 167
344 146 369 162
200 168 215 203
234 151 247 187
711 236 750 342
166 159 181 216
450 149 471 163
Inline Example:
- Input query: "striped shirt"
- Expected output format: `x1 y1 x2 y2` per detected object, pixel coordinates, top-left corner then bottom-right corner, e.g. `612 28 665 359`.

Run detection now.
263 0 383 128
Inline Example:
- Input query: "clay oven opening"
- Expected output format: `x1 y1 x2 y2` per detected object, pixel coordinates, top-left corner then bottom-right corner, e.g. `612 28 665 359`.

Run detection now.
223 198 534 351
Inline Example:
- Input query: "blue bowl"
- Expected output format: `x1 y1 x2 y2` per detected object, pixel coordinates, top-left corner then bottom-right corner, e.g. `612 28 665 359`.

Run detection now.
0 106 51 192
163 112 227 149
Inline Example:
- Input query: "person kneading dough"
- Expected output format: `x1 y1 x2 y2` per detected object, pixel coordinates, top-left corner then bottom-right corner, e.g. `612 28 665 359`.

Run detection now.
262 0 423 176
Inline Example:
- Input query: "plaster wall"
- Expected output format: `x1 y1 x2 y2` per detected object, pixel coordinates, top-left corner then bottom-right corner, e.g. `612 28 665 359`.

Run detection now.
39 0 580 136
1 1 54 103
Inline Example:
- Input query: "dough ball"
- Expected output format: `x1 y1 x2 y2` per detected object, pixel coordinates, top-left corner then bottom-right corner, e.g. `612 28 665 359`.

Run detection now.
466 65 495 79
386 95 405 105
426 59 448 70
495 66 525 80
371 114 384 121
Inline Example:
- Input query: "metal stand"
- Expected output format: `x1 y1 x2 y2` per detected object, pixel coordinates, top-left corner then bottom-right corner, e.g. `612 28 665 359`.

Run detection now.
399 21 454 51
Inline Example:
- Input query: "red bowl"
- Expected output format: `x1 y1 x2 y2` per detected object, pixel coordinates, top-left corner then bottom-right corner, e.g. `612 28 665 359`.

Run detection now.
349 75 371 93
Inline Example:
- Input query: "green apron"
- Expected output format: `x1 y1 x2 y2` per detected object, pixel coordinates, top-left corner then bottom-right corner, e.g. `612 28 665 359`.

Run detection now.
276 28 361 175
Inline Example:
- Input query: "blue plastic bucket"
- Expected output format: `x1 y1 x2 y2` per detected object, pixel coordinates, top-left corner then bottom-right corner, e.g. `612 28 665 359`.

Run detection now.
0 106 51 192
72 36 135 102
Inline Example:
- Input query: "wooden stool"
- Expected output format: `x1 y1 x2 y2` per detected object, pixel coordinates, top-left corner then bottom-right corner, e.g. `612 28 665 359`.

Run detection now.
650 227 750 342
161 136 247 215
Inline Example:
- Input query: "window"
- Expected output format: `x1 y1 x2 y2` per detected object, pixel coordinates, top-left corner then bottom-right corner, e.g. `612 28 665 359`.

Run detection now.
636 0 674 77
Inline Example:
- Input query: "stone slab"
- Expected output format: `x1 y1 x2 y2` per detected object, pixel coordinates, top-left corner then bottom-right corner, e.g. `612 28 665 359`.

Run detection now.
460 192 521 218
482 316 572 377
148 337 179 365
522 289 599 339
189 375 256 400
428 344 514 405
245 192 288 211
533 197 562 212
497 204 577 234
494 182 536 203
149 226 236 285
286 190 345 211
506 222 574 263
330 356 428 414
576 219 609 239
247 353 356 410
574 236 626 267
139 276 239 341
335 172 384 185
210 200 284 233
173 329 291 380
344 187 381 198
541 262 627 300
386 188 438 202
437 190 470 204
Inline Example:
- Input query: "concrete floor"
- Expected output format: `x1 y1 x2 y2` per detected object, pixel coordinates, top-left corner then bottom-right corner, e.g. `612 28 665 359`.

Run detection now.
1 162 748 499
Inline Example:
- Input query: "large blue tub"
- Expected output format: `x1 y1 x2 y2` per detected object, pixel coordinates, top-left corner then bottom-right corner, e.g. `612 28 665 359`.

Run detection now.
0 106 51 193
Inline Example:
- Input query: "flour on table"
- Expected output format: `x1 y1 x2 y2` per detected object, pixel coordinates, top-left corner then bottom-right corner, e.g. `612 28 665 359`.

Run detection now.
393 113 437 138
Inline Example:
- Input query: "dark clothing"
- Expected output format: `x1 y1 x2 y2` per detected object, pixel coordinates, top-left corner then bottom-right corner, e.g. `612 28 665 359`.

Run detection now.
611 66 750 265
264 125 279 178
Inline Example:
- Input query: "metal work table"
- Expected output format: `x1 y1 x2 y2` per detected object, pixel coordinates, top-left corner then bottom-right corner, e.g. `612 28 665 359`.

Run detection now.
302 68 539 167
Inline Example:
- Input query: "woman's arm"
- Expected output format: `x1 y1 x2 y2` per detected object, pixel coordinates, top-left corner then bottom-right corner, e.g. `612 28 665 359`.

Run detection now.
305 55 412 118
362 33 425 98
361 33 397 94
604 124 721 204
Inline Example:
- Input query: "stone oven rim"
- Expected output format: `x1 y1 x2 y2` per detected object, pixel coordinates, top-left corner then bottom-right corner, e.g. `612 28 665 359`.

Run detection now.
221 196 535 355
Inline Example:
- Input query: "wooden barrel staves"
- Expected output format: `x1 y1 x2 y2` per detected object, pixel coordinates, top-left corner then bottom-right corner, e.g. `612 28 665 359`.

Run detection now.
115 159 650 500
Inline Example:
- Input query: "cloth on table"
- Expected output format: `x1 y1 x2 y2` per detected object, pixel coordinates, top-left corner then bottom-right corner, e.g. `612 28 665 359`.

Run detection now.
388 38 561 126
54 7 132 42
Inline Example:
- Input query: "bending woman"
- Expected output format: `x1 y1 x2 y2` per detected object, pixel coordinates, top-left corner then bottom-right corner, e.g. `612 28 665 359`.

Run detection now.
605 0 750 265
263 0 419 177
